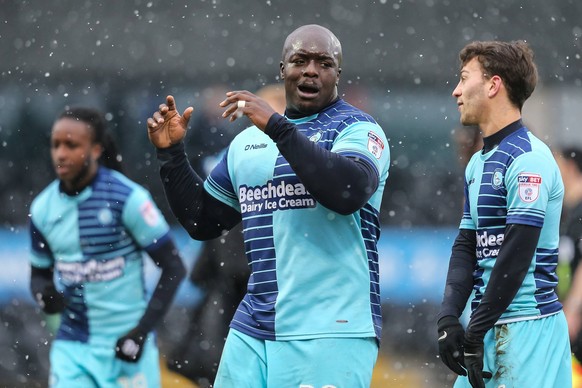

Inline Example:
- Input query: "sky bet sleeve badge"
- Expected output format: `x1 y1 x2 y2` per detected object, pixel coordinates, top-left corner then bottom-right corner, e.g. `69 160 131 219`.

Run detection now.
517 172 541 203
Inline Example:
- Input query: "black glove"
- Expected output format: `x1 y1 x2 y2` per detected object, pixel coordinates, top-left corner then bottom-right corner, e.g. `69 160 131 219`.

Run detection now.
34 284 65 314
115 327 147 363
437 316 467 376
463 335 493 388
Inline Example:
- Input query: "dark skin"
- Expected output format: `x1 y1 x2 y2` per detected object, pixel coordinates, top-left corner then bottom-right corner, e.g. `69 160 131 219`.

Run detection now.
279 24 342 117
51 118 102 194
146 24 343 147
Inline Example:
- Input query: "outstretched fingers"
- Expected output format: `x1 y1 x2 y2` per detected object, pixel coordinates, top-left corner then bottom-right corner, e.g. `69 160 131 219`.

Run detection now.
181 106 194 124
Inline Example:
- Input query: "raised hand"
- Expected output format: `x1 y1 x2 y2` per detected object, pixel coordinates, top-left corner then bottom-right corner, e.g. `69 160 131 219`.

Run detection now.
146 95 194 149
219 90 278 131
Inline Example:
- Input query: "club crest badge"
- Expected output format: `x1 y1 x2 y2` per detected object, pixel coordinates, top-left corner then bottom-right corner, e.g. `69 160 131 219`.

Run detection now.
491 169 504 190
517 173 541 203
97 208 114 225
367 132 384 159
309 131 322 143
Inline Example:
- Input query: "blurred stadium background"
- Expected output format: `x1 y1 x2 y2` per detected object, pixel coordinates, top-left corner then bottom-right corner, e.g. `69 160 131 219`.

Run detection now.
1 1 581 386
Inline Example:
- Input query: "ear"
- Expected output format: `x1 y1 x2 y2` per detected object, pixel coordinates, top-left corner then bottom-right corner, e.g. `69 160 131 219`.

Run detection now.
279 61 285 80
91 143 103 162
336 67 342 86
488 75 503 98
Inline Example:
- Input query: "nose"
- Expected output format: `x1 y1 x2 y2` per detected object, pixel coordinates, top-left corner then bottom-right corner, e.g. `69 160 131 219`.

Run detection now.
452 81 461 98
52 144 68 161
302 60 318 77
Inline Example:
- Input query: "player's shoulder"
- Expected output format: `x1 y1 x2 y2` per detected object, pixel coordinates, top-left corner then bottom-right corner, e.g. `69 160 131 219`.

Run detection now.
99 167 149 196
30 180 60 216
328 99 379 125
511 129 555 165
227 126 272 153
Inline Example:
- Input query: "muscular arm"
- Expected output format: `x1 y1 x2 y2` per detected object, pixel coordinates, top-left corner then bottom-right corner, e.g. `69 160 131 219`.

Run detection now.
465 224 541 342
438 228 478 320
156 143 241 240
265 114 379 215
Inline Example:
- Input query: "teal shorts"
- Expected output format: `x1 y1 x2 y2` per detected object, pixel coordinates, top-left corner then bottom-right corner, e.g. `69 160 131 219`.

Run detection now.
454 311 572 388
49 336 160 388
214 329 378 388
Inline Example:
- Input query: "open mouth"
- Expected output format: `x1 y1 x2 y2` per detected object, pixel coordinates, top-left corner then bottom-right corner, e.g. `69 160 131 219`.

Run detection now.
298 83 319 98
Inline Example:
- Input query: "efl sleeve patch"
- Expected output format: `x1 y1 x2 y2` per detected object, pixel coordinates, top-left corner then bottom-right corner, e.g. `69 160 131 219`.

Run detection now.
367 131 385 159
517 173 541 203
139 200 160 226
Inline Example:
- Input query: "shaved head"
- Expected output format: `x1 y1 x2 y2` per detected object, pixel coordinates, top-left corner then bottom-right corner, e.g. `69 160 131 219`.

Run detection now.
282 24 342 67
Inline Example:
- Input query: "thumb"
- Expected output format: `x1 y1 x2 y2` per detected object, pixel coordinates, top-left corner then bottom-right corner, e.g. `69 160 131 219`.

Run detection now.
182 106 194 125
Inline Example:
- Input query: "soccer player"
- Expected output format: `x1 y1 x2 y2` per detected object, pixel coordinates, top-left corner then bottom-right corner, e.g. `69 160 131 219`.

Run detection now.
437 40 572 388
29 107 186 387
146 24 390 387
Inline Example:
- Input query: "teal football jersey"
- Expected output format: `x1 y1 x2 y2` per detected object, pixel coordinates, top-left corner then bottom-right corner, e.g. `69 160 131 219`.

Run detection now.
204 99 390 341
461 124 564 322
29 167 171 344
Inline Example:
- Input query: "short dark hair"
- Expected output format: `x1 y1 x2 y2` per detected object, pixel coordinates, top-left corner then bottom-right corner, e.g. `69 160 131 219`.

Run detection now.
459 40 538 110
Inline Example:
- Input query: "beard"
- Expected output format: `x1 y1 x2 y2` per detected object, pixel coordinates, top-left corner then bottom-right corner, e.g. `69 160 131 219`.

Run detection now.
61 159 96 195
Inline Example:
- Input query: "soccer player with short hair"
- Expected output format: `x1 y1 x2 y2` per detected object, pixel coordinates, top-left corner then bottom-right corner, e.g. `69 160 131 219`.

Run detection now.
437 41 571 387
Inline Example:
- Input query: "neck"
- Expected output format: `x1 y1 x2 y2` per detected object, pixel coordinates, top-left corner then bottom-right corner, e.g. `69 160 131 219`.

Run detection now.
285 96 340 119
479 109 522 137
61 164 99 195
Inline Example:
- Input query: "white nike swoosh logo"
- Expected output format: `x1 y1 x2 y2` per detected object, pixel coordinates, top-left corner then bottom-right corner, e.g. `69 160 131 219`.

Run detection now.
464 352 478 357
438 331 447 341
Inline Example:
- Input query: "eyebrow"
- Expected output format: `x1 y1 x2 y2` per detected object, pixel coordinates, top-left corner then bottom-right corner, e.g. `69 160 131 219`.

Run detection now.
291 50 335 61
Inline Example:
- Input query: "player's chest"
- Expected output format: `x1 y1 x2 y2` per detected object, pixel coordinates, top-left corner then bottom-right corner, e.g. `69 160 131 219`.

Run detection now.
41 199 124 258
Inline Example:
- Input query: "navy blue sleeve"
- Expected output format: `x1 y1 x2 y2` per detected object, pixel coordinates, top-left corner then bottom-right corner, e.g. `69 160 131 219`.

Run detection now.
156 143 241 240
265 114 379 215
438 228 477 320
137 238 187 333
465 224 540 342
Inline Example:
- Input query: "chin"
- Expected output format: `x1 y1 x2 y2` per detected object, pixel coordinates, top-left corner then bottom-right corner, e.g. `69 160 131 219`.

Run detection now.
460 117 476 127
297 101 322 115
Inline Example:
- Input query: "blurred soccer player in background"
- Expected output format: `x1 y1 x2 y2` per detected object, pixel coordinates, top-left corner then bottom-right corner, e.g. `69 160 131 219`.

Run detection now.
437 41 571 387
452 125 483 170
146 24 390 387
29 107 186 387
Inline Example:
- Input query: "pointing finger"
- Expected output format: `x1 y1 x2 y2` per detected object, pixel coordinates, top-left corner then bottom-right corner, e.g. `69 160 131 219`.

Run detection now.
166 95 176 111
